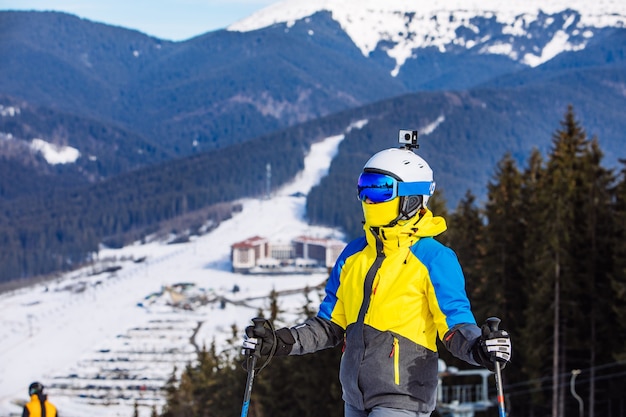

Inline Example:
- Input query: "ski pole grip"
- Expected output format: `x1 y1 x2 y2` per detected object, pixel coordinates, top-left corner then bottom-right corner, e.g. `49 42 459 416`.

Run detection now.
250 318 267 358
252 317 267 335
486 316 501 332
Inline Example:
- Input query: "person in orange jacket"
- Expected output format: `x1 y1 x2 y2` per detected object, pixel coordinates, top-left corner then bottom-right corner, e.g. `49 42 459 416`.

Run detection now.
22 382 58 417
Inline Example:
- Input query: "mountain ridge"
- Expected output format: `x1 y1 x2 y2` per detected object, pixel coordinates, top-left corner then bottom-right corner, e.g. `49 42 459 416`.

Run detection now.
230 0 626 70
3 1 624 168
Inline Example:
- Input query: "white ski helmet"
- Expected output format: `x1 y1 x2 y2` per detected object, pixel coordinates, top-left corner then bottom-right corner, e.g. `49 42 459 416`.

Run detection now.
358 148 435 222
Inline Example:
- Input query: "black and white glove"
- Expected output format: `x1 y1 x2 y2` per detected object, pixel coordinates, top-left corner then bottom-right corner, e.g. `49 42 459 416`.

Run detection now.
472 320 512 371
242 318 295 357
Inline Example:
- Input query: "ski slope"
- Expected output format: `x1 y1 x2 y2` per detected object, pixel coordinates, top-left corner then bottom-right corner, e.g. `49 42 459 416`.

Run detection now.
0 129 356 417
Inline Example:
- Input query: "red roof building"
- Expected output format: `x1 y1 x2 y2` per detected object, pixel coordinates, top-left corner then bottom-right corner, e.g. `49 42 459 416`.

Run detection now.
230 235 345 274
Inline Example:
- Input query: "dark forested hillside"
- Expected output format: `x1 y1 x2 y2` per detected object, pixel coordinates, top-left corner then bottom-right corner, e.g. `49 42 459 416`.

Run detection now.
0 115 355 282
2 49 626 281
0 10 405 157
0 11 173 121
306 64 626 239
0 95 172 200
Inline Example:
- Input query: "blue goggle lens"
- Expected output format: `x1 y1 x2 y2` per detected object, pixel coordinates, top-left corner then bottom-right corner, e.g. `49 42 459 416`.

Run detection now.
357 172 397 203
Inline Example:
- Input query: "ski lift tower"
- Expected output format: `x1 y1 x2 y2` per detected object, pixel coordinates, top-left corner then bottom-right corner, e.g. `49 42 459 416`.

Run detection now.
266 163 271 199
437 359 495 417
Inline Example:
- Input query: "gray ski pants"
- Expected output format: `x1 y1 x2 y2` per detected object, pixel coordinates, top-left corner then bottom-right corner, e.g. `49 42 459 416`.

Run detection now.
344 403 431 417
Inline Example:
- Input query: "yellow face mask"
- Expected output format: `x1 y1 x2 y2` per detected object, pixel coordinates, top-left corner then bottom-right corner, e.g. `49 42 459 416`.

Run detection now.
362 198 399 227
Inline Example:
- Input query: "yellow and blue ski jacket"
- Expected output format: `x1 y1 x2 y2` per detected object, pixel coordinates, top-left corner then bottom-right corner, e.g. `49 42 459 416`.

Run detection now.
289 209 482 412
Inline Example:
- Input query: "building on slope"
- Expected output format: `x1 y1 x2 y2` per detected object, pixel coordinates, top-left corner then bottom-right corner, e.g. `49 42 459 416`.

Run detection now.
231 235 345 274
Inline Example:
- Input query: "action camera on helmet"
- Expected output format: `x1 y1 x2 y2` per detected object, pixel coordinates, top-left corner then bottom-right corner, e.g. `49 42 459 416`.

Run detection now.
398 129 419 149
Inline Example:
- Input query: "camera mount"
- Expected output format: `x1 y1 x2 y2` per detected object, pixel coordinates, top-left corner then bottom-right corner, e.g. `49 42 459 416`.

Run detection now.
398 129 419 150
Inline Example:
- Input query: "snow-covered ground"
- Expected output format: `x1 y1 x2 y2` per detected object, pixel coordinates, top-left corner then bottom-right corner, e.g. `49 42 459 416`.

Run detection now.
0 131 352 417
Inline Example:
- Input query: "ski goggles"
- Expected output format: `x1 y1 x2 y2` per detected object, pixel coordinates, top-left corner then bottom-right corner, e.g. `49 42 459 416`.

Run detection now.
357 171 435 203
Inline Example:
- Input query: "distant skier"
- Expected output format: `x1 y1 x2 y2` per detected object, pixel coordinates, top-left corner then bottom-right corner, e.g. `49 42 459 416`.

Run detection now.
243 132 512 417
22 382 58 417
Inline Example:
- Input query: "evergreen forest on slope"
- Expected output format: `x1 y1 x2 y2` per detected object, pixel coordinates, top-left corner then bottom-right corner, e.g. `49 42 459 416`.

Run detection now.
0 119 347 282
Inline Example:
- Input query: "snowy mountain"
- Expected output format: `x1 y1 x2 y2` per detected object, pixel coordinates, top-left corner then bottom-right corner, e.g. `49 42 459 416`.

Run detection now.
3 0 626 166
230 0 626 73
0 131 350 417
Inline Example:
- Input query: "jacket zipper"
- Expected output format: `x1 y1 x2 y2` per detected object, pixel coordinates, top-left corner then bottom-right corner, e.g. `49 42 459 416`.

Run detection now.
390 337 400 385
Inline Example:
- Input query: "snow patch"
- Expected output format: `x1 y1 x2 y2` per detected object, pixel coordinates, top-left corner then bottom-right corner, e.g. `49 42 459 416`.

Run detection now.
523 29 585 66
0 105 20 117
420 115 445 136
30 139 81 165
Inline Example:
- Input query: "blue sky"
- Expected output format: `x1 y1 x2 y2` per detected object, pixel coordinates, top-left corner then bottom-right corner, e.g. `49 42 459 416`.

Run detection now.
0 0 282 41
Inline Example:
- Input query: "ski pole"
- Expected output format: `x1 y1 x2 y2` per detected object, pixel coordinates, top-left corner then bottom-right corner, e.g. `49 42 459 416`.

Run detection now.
486 317 506 417
240 318 266 417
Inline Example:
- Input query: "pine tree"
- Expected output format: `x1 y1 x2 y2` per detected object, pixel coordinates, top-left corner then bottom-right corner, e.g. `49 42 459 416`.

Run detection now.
571 138 614 417
521 105 598 417
473 152 534 413
160 367 181 417
160 364 196 417
612 159 626 362
482 153 526 331
479 152 529 408
216 327 249 417
515 148 548 412
518 145 560 414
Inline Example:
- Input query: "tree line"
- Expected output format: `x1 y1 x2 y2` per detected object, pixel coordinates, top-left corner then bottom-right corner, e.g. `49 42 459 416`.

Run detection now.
0 123 334 282
156 106 626 417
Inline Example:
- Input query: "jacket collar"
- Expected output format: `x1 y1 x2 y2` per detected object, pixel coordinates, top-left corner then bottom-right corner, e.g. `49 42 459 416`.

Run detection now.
364 209 447 252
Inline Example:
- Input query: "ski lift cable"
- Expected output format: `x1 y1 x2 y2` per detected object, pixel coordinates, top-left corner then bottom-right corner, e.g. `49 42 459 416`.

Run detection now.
502 359 626 390
501 369 626 398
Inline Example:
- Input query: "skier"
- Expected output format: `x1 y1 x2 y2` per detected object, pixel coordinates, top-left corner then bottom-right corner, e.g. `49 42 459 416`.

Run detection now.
22 382 58 417
243 136 512 417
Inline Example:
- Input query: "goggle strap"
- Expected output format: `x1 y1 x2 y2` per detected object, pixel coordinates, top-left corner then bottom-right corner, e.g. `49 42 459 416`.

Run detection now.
397 181 435 196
